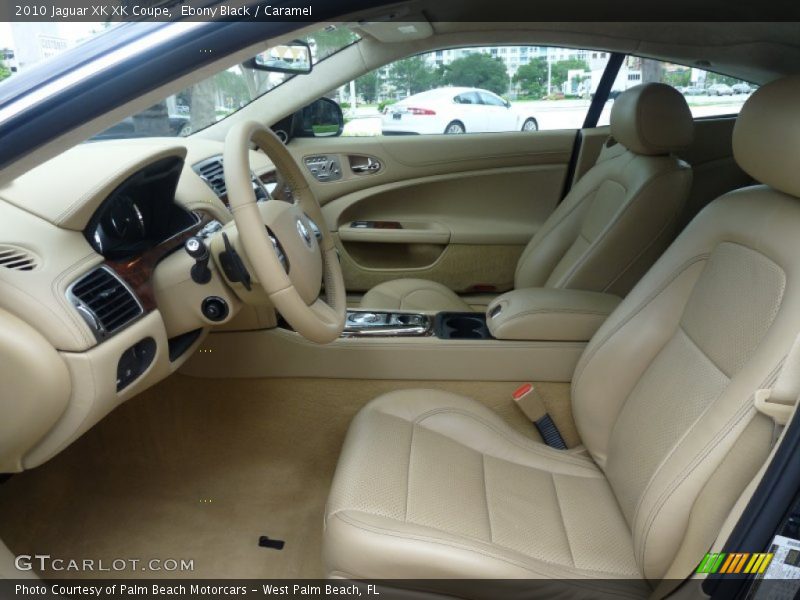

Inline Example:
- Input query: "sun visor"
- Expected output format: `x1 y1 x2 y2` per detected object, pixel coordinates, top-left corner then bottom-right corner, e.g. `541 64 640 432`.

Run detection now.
356 20 434 42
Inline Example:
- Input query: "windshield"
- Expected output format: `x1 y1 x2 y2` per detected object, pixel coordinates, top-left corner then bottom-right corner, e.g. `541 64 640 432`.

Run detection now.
87 25 358 140
0 23 357 138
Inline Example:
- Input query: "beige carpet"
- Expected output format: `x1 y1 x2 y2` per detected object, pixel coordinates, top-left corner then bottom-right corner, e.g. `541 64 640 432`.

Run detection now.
0 375 573 579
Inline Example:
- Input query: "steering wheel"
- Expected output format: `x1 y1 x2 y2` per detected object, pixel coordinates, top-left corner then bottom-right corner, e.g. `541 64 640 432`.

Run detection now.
223 120 345 343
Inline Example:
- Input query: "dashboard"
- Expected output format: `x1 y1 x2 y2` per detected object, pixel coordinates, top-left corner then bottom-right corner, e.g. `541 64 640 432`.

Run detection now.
0 138 277 472
86 156 199 261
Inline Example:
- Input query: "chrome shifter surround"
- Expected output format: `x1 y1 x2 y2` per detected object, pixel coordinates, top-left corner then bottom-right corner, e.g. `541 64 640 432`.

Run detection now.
342 310 432 337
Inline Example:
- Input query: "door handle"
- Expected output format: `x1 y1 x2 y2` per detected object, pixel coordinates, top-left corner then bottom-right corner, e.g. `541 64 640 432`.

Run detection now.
349 156 381 174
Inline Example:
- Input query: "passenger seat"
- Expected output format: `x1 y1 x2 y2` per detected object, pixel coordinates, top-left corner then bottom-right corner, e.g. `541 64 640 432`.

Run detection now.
360 83 694 311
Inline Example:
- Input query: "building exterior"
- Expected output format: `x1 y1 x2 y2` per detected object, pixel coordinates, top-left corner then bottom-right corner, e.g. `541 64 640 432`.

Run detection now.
7 23 70 72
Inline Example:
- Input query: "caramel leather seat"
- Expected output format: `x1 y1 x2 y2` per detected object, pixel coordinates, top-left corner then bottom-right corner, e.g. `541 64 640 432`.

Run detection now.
324 77 800 591
360 83 694 312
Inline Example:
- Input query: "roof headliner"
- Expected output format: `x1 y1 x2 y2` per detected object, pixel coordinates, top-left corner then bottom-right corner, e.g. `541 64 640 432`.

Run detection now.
352 2 800 84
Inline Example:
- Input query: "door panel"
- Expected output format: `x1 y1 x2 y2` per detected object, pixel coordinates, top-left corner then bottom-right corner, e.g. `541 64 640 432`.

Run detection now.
293 131 575 294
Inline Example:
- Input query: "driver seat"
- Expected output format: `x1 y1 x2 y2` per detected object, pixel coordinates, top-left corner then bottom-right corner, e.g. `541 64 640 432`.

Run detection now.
360 83 694 312
323 77 800 590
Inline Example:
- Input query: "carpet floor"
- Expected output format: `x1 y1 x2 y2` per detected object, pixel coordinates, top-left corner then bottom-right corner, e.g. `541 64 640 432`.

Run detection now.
0 375 570 579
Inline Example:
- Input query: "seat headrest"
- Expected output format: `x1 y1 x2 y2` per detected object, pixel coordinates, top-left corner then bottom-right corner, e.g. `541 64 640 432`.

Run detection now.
610 83 694 156
733 76 800 198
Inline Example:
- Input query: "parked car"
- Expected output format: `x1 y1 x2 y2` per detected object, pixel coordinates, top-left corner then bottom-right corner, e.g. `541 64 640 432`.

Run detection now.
381 87 538 134
91 114 192 140
707 83 734 95
682 85 706 95
732 82 754 94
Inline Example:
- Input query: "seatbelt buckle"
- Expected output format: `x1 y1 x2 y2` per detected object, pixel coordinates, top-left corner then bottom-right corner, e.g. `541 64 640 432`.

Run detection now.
754 388 795 426
512 383 543 419
511 383 568 450
512 382 534 401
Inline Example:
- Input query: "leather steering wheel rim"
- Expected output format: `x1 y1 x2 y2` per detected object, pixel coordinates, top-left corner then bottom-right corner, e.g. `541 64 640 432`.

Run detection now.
223 120 346 343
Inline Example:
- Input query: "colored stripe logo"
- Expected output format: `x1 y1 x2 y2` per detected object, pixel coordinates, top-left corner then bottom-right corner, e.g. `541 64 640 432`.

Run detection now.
696 552 773 574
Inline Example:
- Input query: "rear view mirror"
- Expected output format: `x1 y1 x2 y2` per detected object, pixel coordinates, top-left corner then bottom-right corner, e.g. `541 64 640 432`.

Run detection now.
245 40 312 74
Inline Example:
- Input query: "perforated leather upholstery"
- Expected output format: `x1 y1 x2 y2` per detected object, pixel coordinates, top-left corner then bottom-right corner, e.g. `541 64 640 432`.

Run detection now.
324 78 800 586
361 83 693 311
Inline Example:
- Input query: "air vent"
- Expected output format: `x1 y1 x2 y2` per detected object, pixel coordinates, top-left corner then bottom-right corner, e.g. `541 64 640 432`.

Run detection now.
194 156 226 198
68 266 144 340
0 245 39 271
193 156 270 204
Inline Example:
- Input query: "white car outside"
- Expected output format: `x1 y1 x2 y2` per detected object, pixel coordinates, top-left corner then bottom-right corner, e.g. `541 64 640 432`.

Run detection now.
381 87 539 135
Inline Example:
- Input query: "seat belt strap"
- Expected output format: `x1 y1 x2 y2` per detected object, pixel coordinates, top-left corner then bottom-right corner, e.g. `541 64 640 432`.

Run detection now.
754 333 800 426
534 414 568 450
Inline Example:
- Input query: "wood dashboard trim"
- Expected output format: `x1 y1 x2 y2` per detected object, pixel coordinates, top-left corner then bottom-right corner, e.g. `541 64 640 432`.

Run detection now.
105 211 215 312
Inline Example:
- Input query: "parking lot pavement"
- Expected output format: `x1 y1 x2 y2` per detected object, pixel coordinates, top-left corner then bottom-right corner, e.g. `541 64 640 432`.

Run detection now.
342 96 749 137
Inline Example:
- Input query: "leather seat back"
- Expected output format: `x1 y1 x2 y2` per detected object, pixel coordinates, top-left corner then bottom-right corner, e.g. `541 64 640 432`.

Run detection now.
515 83 694 296
572 76 800 581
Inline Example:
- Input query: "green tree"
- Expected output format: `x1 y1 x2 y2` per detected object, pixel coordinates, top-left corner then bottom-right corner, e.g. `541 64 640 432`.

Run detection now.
442 53 510 95
356 71 379 104
214 70 251 108
308 28 359 60
388 57 437 97
0 49 11 83
550 58 589 93
662 69 691 88
513 57 547 98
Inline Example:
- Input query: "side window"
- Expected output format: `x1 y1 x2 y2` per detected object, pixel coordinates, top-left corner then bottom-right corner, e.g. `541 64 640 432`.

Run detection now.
596 56 756 126
479 91 507 107
454 92 480 105
337 46 611 136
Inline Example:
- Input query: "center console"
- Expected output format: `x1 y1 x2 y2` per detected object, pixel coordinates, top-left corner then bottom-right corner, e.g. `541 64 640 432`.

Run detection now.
344 287 621 343
344 310 494 340
183 289 619 383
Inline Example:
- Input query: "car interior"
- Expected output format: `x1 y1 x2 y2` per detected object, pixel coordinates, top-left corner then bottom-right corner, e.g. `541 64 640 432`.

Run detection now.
2 13 800 598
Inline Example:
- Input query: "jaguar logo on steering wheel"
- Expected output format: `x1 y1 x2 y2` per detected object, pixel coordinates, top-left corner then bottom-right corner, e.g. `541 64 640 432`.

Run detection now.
296 218 313 249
